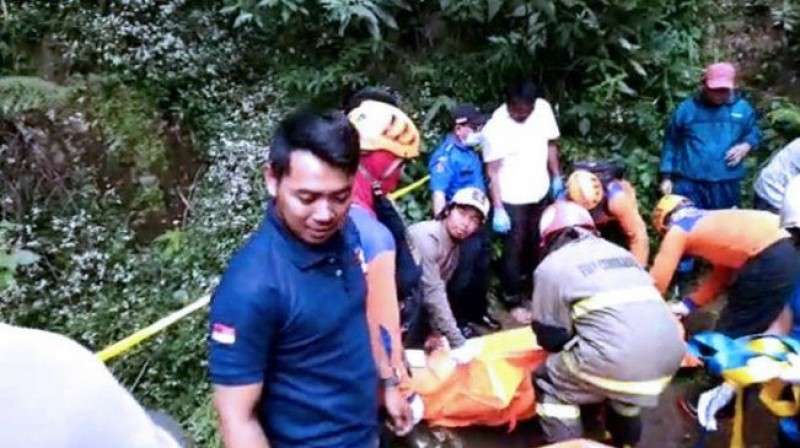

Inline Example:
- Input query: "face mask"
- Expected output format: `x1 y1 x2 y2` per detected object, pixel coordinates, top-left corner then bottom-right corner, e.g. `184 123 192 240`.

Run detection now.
463 132 483 147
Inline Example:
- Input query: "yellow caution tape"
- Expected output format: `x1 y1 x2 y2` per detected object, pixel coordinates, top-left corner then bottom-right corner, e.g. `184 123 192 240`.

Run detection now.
388 175 430 200
96 175 430 362
96 294 211 362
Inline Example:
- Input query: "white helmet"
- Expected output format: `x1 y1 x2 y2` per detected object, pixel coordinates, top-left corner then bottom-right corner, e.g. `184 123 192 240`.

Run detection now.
450 187 491 220
781 175 800 229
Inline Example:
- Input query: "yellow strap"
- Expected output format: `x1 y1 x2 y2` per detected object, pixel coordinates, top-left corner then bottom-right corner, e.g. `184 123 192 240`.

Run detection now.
732 386 745 448
760 379 800 417
571 286 661 319
537 402 581 420
562 352 671 396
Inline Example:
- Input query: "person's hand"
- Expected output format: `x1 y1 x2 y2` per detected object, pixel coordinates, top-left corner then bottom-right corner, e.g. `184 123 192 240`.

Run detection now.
449 339 483 365
660 178 673 195
697 383 736 431
780 354 800 384
551 175 565 199
670 299 694 319
408 393 425 426
384 386 413 436
492 207 511 234
725 143 751 167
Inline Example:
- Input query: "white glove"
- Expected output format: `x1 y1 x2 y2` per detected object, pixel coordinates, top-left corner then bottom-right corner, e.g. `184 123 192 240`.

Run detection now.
780 354 800 384
660 178 673 195
670 300 691 318
408 393 425 425
697 383 736 431
449 339 483 365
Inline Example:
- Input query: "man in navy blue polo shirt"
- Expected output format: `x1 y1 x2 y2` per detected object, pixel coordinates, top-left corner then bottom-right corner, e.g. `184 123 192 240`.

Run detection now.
428 104 500 334
208 109 380 447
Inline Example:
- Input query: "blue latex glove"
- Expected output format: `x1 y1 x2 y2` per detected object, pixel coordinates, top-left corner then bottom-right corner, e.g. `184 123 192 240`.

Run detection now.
550 175 565 199
492 207 511 234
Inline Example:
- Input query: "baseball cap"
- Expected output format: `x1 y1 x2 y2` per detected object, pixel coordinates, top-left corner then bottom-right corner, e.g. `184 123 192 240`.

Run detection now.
451 187 490 219
450 103 485 127
704 62 736 90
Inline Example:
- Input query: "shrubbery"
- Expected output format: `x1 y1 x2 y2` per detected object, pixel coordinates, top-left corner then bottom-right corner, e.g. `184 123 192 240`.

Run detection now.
2 0 800 445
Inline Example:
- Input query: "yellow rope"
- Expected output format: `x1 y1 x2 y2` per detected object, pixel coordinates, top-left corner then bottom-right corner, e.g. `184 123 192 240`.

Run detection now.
95 176 430 361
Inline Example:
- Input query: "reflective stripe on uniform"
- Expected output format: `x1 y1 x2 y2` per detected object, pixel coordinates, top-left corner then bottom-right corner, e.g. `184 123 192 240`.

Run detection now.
536 402 581 420
571 286 661 319
609 400 642 417
562 351 672 396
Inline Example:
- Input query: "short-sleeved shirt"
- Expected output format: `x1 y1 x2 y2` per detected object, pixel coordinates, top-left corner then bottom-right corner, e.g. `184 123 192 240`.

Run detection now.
754 138 800 209
208 203 377 448
481 99 560 204
428 134 486 201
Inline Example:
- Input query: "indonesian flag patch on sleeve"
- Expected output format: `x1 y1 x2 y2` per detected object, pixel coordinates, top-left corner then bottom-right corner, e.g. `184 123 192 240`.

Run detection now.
211 323 236 344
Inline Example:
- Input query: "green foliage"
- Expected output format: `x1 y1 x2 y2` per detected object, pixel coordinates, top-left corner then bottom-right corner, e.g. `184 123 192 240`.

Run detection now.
0 221 40 289
0 76 69 118
6 0 800 446
77 82 168 175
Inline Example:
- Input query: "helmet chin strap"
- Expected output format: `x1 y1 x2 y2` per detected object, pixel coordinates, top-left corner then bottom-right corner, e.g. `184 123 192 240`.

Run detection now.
358 159 404 196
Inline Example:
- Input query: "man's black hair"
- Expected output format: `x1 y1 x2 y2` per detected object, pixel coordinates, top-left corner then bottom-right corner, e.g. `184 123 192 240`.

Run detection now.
343 87 400 113
505 79 540 105
268 109 360 179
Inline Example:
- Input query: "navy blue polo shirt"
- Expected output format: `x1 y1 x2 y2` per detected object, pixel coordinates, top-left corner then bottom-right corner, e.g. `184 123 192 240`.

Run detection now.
208 203 378 447
428 133 487 201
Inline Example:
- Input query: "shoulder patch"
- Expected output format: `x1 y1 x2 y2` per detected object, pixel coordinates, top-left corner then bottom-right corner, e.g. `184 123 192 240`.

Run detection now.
434 156 448 173
671 208 705 233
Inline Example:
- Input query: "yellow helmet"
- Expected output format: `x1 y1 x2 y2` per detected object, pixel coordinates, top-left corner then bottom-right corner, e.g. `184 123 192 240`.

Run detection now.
347 100 420 159
652 194 693 235
567 170 604 210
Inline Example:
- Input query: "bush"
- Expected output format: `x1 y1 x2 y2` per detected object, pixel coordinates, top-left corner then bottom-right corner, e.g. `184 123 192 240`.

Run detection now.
4 1 800 446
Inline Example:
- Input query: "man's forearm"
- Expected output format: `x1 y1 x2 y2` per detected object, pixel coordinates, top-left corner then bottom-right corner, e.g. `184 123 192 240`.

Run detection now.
219 417 270 448
432 191 447 216
547 141 561 177
486 161 503 207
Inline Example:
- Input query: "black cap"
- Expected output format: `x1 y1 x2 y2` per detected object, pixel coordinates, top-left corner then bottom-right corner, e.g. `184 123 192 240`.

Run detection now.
450 103 484 127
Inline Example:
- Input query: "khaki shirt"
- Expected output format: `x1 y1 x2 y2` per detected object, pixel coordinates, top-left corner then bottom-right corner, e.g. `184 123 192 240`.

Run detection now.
407 220 463 346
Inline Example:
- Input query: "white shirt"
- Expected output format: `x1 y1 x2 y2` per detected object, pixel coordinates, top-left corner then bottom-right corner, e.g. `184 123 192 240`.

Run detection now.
482 99 560 204
754 138 800 209
0 324 181 448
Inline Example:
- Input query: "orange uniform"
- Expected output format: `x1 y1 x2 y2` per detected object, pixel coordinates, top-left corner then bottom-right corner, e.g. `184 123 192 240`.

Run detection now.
651 209 789 306
592 180 649 265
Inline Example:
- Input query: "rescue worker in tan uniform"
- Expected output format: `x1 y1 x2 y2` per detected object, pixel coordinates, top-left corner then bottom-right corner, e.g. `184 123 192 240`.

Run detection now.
530 201 685 447
408 187 491 349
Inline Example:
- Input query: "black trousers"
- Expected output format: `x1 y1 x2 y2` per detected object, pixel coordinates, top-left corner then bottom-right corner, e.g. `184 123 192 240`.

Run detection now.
446 227 491 324
500 200 549 302
716 238 800 338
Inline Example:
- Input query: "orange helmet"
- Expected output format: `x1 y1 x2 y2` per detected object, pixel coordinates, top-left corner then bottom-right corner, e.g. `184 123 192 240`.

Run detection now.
652 194 693 235
567 170 604 210
347 100 420 159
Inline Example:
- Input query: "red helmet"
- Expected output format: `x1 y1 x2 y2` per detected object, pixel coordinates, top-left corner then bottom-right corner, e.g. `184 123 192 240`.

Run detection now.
539 201 596 247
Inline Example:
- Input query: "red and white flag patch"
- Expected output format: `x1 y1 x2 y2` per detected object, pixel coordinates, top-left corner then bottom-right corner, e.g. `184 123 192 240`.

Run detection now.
211 323 236 344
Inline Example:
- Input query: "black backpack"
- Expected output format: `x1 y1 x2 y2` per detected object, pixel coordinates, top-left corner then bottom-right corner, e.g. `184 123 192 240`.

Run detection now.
573 159 626 186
